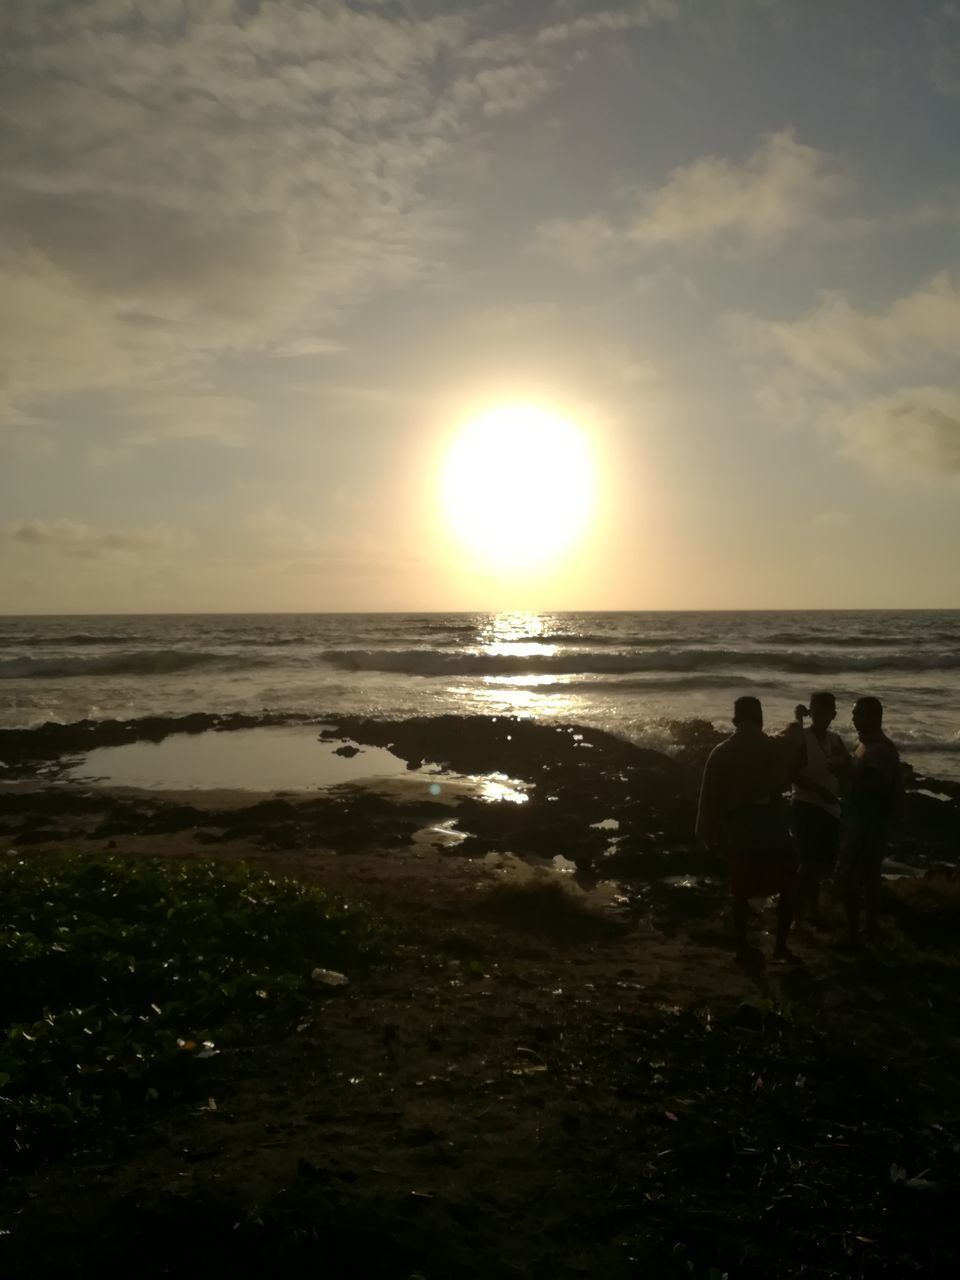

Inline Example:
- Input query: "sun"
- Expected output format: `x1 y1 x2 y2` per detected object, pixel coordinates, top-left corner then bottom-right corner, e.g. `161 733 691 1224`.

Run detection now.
441 405 596 571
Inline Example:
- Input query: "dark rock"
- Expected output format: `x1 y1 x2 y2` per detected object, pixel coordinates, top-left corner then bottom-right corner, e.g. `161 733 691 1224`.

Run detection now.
730 1003 767 1031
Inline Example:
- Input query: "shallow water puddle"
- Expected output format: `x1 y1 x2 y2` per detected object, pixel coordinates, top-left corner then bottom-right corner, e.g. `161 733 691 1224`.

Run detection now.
58 725 534 805
413 819 468 849
60 726 430 792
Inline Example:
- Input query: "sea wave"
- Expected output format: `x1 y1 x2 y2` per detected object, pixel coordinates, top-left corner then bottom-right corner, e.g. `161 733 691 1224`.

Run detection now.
763 631 945 649
540 674 782 694
0 633 146 648
512 632 674 646
5 642 960 683
892 732 960 754
320 647 960 677
0 650 265 679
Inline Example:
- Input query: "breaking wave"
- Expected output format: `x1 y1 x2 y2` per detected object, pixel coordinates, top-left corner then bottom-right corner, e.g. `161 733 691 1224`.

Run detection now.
0 651 264 680
0 633 146 648
320 647 960 677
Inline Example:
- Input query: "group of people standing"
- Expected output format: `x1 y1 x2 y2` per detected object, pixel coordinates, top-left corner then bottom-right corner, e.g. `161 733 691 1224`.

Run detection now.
696 693 903 963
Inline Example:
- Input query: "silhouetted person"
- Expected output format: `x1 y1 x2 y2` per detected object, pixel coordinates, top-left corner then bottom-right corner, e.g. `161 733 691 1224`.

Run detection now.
839 696 902 948
696 696 799 964
787 692 849 927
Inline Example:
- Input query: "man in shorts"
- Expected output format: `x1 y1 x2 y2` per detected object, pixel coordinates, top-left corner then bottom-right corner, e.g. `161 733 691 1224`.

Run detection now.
696 696 799 964
839 696 902 948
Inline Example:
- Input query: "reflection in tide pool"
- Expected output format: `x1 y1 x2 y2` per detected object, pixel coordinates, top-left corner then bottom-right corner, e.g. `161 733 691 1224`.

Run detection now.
62 726 413 792
475 773 529 804
58 726 533 804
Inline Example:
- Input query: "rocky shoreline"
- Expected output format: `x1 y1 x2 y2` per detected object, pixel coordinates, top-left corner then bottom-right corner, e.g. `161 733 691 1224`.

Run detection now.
2 713 960 1277
2 712 958 882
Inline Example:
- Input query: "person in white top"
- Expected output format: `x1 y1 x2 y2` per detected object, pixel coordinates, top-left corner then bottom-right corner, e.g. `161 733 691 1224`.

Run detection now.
786 692 850 927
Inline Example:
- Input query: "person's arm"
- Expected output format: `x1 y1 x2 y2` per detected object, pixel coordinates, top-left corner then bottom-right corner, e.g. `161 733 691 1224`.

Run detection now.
696 750 727 849
829 735 853 780
891 752 908 834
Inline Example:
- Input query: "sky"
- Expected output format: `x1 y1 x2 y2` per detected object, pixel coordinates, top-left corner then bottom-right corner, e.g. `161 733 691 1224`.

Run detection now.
1 0 959 613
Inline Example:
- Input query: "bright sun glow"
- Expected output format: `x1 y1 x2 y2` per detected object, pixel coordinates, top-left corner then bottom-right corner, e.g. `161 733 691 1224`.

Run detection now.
442 406 596 571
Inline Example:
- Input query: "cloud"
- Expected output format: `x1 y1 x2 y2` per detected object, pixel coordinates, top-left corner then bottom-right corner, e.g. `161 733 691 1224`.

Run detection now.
4 519 192 557
930 3 960 97
732 272 960 385
627 129 845 249
0 3 460 422
534 130 845 266
0 0 688 432
532 216 617 271
731 272 960 478
838 387 960 476
454 63 559 117
536 4 677 46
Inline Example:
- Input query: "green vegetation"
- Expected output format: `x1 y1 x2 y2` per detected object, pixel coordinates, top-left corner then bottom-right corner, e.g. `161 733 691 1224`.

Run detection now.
0 854 388 1163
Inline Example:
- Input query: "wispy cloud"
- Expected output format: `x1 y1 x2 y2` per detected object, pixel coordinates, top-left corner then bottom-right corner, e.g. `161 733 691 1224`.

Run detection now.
537 4 678 46
839 387 960 477
0 0 688 437
534 130 846 268
627 129 845 249
732 272 960 476
929 2 960 97
4 519 192 557
0 4 471 427
732 272 960 386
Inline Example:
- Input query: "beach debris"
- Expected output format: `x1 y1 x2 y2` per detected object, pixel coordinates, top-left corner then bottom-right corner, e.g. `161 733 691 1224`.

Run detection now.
890 1164 939 1192
312 967 349 987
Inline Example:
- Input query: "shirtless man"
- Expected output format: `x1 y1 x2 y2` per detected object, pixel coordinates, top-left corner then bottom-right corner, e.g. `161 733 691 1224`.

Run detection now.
697 696 799 964
840 696 902 948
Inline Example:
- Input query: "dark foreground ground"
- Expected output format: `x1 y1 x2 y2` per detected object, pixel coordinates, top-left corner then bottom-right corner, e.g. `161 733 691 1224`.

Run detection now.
2 714 959 1278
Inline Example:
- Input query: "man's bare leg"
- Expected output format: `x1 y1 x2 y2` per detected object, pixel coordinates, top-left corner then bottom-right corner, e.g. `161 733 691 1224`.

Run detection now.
842 877 864 950
796 863 822 927
732 896 750 960
864 852 883 942
773 891 800 962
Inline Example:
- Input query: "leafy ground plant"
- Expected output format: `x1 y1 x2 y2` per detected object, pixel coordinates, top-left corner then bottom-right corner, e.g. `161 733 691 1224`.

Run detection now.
0 853 388 1164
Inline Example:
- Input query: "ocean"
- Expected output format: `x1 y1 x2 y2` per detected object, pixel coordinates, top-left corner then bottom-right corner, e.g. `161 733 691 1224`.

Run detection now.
1 611 959 781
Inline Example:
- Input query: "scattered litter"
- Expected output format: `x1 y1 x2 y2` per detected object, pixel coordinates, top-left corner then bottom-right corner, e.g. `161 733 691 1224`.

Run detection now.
890 1164 937 1191
515 1046 546 1063
311 968 349 987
